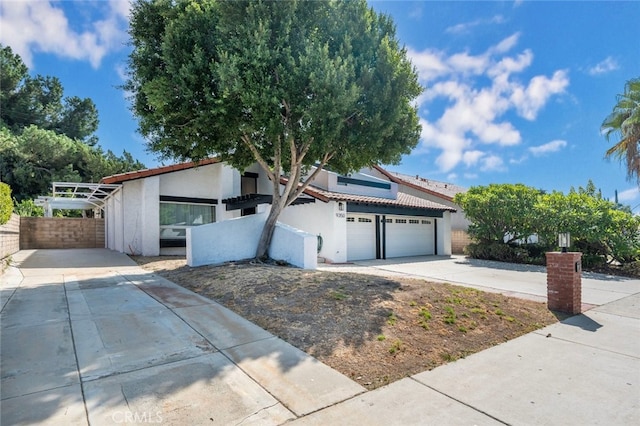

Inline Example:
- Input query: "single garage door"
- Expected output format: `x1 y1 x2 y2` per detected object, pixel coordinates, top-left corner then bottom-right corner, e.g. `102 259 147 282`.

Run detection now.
385 216 434 258
347 214 376 261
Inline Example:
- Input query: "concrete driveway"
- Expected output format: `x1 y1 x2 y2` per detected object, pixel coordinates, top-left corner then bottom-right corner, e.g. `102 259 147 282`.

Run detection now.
2 250 639 425
1 249 364 425
320 255 640 307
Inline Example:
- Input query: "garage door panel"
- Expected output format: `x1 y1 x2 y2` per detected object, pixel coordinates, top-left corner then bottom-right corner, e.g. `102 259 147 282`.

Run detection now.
386 216 434 258
347 215 376 261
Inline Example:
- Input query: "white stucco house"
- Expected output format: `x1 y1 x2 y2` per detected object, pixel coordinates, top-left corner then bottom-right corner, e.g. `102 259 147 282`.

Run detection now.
97 159 456 268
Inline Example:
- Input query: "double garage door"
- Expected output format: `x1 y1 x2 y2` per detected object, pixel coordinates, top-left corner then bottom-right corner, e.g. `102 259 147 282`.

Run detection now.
347 214 435 261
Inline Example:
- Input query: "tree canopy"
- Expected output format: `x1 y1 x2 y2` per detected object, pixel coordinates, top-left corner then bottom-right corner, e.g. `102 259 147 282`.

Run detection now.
126 0 422 259
454 182 640 267
601 77 640 184
0 46 145 205
0 126 145 202
1 45 100 145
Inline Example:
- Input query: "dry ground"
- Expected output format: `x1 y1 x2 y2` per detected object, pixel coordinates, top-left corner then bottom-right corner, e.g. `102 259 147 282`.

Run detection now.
133 256 559 390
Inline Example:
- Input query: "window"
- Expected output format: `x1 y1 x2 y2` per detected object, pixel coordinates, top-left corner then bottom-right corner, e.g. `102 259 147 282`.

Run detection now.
395 219 406 224
346 217 355 222
422 220 432 225
385 218 392 223
160 202 216 245
358 217 372 223
409 219 420 224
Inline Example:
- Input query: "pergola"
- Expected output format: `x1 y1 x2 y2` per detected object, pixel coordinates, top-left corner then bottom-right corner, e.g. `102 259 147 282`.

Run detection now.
35 182 121 217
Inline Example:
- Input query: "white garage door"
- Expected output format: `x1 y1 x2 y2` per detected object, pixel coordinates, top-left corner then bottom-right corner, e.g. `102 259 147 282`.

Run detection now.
347 214 376 261
385 216 434 258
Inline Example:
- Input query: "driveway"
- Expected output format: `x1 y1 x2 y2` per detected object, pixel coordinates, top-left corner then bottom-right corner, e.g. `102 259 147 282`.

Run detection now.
320 255 640 307
1 249 364 425
2 250 639 425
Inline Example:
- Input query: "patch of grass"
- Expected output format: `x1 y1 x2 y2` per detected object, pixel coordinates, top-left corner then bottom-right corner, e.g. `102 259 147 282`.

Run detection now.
504 316 516 322
458 325 468 333
443 306 457 325
377 334 386 341
389 339 403 355
470 307 486 314
419 307 432 321
494 309 505 316
440 352 456 362
329 290 348 301
409 300 417 307
387 311 398 326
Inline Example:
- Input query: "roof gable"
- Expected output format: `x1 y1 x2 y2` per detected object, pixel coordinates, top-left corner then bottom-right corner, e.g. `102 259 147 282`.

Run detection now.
372 165 466 201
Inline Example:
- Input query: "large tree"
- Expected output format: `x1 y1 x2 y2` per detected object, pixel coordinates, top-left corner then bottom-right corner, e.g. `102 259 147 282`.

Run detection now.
0 45 100 145
0 126 145 202
601 77 640 184
126 0 422 260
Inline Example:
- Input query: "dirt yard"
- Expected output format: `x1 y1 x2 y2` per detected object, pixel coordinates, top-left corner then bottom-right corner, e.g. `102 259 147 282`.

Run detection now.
133 256 559 390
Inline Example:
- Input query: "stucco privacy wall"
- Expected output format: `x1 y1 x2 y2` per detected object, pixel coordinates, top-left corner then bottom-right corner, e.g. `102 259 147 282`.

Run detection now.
278 200 347 263
0 213 20 259
187 212 317 269
20 217 105 249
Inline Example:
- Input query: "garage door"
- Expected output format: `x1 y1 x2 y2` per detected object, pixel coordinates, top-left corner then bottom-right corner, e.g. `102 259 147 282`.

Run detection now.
347 214 376 261
385 216 434 258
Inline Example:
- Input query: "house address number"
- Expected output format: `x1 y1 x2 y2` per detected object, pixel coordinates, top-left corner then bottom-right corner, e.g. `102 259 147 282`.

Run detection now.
335 212 346 218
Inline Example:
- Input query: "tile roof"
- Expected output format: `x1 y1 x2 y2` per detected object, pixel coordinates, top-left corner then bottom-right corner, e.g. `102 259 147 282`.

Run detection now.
372 165 466 201
303 185 456 212
100 158 220 184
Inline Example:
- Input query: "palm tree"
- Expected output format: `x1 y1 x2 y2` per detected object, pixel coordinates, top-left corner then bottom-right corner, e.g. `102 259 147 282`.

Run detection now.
601 78 640 184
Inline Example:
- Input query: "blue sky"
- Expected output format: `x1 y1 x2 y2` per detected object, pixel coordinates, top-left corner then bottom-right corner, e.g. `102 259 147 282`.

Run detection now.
1 1 639 208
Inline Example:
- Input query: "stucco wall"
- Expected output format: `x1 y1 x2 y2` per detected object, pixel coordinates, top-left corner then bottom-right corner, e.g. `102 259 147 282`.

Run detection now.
437 212 452 256
278 200 348 263
187 213 317 269
0 214 20 259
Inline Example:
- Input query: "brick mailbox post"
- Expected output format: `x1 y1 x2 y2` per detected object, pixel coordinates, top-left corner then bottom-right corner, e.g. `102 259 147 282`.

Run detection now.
545 252 582 314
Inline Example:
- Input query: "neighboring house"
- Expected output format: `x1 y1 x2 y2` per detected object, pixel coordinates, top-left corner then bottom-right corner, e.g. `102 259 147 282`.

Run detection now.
98 159 456 265
363 166 471 254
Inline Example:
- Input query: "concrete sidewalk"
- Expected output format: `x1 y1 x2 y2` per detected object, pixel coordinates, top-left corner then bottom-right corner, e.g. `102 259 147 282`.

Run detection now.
1 249 365 425
2 250 639 425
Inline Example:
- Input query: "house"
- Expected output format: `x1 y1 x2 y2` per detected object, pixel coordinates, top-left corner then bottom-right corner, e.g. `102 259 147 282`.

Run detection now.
363 166 471 254
97 159 456 267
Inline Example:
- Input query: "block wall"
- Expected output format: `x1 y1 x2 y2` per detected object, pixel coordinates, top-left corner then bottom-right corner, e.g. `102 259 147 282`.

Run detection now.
20 217 105 249
0 214 20 259
451 229 472 254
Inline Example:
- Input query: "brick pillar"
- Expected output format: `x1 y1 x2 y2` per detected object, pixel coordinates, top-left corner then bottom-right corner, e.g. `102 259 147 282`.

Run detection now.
545 252 582 314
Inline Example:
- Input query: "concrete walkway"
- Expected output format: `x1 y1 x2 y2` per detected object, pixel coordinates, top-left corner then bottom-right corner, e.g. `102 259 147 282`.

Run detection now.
1 249 364 425
1 250 639 425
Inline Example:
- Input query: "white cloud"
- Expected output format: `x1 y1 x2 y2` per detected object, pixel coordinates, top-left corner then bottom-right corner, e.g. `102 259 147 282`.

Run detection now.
481 155 505 171
446 15 506 35
617 187 639 203
408 33 569 173
588 56 619 76
528 140 568 156
511 70 569 120
0 0 130 68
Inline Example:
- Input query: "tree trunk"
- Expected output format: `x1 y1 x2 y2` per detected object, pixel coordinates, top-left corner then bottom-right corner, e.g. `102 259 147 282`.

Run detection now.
255 200 284 260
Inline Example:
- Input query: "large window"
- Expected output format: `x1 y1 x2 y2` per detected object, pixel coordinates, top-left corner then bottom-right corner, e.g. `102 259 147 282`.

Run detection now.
159 197 216 247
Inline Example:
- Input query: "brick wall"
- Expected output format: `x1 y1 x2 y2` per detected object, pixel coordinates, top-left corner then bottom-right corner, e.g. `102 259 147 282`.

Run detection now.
20 217 105 249
451 229 472 254
546 251 582 314
0 213 20 259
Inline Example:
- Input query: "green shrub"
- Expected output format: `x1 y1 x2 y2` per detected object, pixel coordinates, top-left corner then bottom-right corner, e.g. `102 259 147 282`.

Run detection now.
0 183 12 224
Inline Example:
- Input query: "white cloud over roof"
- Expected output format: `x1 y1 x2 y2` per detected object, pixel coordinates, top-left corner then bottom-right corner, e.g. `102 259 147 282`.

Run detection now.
528 140 568 156
409 33 569 173
0 0 129 68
